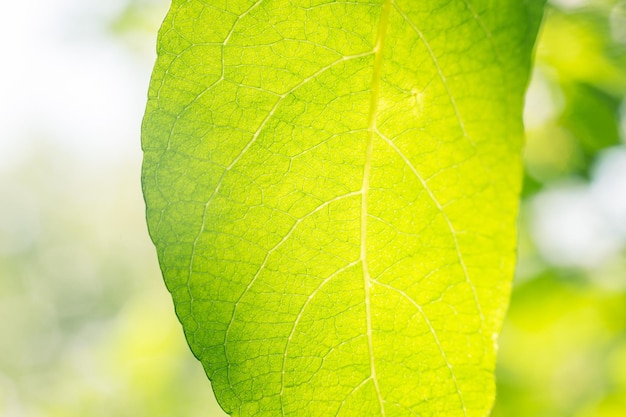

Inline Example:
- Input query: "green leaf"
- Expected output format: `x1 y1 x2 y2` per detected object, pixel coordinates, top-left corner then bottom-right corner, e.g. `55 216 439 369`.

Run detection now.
141 1 544 416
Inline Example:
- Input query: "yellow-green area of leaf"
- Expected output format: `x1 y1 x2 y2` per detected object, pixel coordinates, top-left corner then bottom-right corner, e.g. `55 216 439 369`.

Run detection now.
141 1 544 416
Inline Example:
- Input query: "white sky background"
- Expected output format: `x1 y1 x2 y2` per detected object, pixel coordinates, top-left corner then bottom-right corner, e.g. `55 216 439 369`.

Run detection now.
0 0 168 171
530 148 626 272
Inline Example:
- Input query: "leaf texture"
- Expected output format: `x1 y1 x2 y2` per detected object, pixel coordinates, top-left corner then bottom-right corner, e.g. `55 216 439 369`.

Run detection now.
141 1 544 416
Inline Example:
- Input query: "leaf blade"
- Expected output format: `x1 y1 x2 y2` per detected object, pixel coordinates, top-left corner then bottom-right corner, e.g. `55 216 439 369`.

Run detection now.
142 1 544 415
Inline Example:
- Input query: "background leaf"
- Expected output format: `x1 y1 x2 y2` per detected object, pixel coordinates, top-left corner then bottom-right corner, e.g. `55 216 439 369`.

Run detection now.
142 1 544 416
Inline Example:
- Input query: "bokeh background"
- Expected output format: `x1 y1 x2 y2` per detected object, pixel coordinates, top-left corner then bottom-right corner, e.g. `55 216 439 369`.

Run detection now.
1 0 624 416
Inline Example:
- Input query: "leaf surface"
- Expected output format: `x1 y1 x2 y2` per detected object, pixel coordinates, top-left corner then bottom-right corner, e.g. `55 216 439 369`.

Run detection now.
142 1 544 415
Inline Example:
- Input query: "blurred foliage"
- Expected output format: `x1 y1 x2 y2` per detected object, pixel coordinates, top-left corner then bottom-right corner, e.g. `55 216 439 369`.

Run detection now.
0 141 227 416
494 1 626 416
108 0 170 56
524 0 626 185
1 0 625 416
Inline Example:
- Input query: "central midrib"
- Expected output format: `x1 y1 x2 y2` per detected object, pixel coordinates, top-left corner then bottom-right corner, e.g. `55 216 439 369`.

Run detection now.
360 0 392 416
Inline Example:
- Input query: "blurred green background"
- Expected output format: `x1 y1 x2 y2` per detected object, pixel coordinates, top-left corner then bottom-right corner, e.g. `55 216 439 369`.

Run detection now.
1 0 624 416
